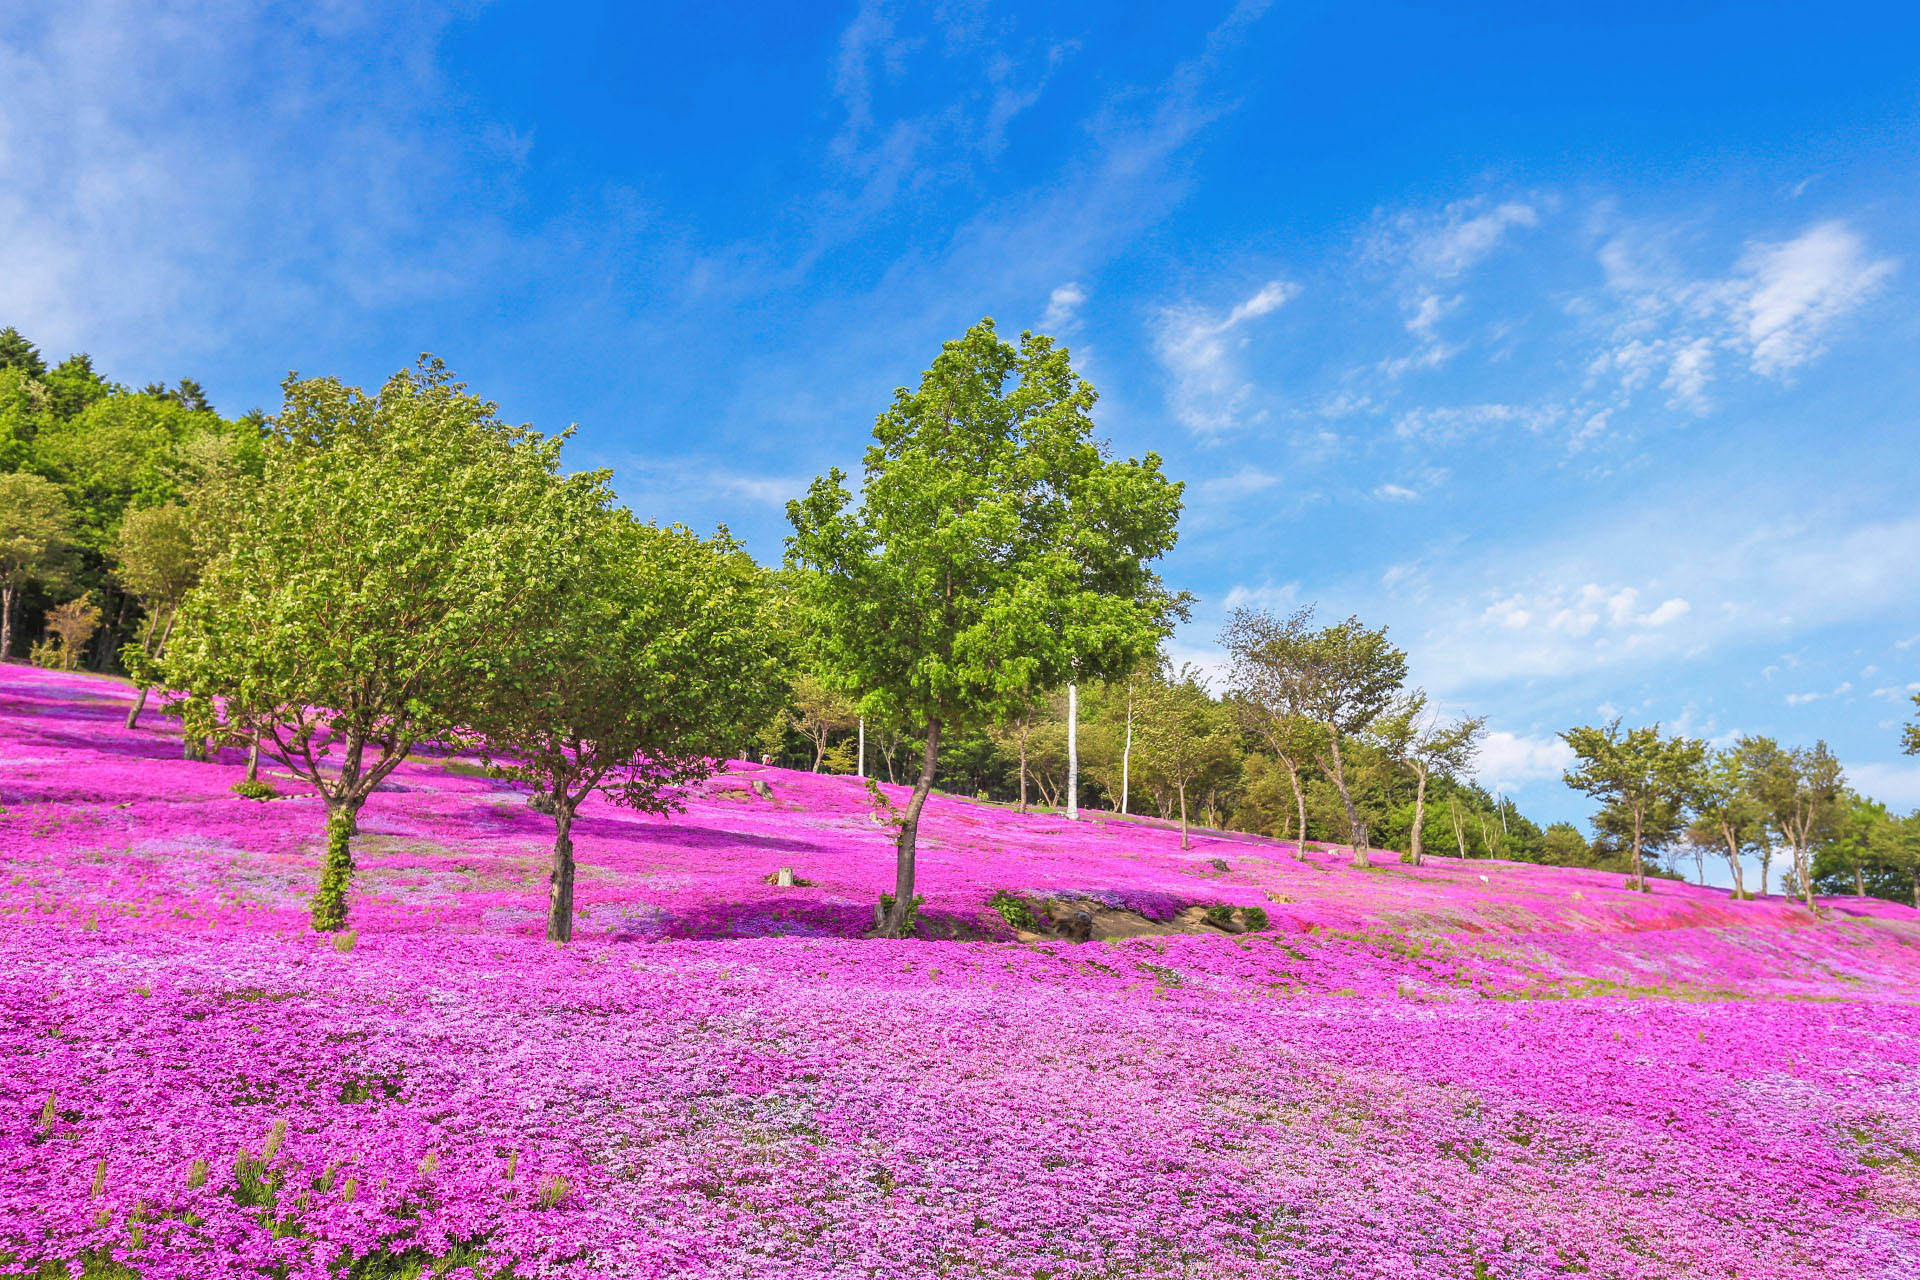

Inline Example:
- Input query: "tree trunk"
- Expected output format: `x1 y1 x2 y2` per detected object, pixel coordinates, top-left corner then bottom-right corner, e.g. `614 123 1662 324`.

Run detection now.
810 734 825 772
0 582 13 659
880 719 941 937
1410 768 1428 866
1066 683 1079 822
1854 865 1865 898
547 796 576 943
1177 780 1190 850
312 804 359 932
857 718 865 779
127 612 177 729
1278 754 1306 850
1323 731 1369 867
245 733 261 784
1722 831 1747 897
1912 867 1919 910
1630 808 1645 891
1759 848 1772 896
1121 681 1133 816
1017 726 1028 814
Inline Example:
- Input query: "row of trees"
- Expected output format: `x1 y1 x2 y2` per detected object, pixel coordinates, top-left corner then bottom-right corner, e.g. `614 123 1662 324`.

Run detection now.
146 360 784 940
8 320 1920 934
1559 720 1920 907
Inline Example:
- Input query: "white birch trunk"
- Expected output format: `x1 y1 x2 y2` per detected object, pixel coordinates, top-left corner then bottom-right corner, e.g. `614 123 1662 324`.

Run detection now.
1066 682 1079 822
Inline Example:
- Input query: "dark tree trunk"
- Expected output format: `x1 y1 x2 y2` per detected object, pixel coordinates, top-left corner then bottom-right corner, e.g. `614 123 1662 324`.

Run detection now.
880 719 941 937
548 796 576 943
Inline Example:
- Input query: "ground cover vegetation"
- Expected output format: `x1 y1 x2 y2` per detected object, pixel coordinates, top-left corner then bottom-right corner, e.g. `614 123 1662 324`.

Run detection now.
4 321 1920 1276
5 665 1920 1279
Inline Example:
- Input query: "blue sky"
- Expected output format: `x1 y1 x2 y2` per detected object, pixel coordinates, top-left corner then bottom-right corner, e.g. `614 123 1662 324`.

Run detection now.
4 1 1918 836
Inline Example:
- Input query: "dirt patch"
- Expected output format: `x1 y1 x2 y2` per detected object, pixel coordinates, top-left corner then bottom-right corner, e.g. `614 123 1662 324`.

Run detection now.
1008 896 1266 943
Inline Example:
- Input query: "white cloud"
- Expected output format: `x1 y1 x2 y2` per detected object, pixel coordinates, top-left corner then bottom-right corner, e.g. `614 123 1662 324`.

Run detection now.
1581 217 1894 411
1219 582 1302 615
1846 760 1920 810
1472 731 1575 788
1372 482 1419 502
1152 278 1298 433
1041 281 1087 331
1642 597 1691 626
1198 466 1282 501
1393 402 1559 442
1377 199 1540 279
1734 221 1897 377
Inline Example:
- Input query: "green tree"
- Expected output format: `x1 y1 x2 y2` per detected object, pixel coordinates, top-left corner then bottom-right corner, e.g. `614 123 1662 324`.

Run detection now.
112 504 205 727
1296 612 1408 868
786 319 1183 936
1904 693 1919 757
161 358 581 931
1541 822 1591 866
1743 737 1843 909
1561 720 1706 891
43 353 114 422
787 672 859 772
1373 691 1485 866
0 326 47 380
1688 747 1765 898
1222 605 1327 849
1132 663 1234 849
0 366 51 471
0 472 78 658
473 512 782 942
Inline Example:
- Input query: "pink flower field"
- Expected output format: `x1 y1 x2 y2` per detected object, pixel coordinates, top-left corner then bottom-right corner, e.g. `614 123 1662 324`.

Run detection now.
4 663 1919 1279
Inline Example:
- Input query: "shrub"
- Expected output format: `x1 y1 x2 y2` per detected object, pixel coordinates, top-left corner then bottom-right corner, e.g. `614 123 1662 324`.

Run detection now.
1208 858 1229 872
1240 906 1270 932
28 637 65 669
988 890 1036 932
231 779 277 801
1204 903 1235 928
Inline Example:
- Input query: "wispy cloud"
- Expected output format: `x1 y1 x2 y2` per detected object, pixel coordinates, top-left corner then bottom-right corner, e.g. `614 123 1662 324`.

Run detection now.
1736 221 1897 377
1374 199 1541 279
1198 466 1282 501
1583 217 1896 412
1152 279 1298 433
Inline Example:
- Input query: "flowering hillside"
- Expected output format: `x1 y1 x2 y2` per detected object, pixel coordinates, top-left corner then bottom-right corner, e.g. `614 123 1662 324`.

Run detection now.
4 664 1918 1279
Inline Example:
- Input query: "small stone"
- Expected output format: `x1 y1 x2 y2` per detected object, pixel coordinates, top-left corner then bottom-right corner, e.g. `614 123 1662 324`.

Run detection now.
752 779 774 800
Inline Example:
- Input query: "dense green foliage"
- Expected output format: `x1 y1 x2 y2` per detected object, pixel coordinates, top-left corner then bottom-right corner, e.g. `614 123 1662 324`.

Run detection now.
787 318 1184 935
0 326 265 666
